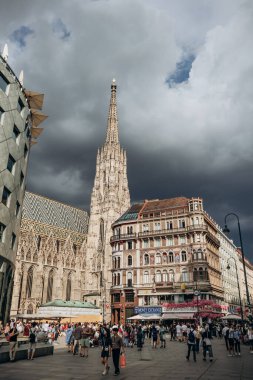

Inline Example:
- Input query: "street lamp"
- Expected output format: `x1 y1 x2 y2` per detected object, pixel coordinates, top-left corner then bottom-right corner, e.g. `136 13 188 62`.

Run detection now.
223 213 251 313
226 257 244 322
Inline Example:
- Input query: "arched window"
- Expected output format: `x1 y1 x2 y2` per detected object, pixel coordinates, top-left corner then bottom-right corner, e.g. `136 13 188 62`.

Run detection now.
26 266 33 298
143 271 149 284
169 269 174 282
199 267 204 280
47 253 52 266
156 270 162 283
18 272 23 310
128 255 133 266
163 270 168 282
113 273 116 286
47 269 54 302
144 254 149 265
117 273 120 286
66 273 71 301
117 257 121 269
169 252 174 263
127 272 133 287
156 254 161 264
197 249 203 260
181 268 188 282
37 235 41 250
100 219 104 244
65 256 70 268
33 252 38 263
127 226 133 234
26 249 31 261
162 252 168 264
27 304 33 314
193 268 198 281
193 250 197 260
181 251 187 262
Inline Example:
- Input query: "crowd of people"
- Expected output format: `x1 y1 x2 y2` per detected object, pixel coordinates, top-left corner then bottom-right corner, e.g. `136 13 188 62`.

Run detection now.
1 319 253 375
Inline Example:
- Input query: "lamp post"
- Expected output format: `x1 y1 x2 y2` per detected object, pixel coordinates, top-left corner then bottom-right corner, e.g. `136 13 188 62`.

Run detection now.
226 257 244 322
102 296 105 324
223 213 251 312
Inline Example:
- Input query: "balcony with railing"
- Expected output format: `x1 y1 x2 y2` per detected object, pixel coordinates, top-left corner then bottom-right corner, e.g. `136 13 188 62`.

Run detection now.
110 233 137 243
110 225 209 243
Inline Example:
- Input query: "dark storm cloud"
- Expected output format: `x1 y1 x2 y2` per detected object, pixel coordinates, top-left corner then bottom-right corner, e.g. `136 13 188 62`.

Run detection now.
52 18 71 40
9 25 34 47
0 0 252 260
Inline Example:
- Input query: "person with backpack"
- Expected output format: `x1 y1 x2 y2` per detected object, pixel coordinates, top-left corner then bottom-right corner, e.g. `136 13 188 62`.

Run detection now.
28 322 37 360
186 325 196 362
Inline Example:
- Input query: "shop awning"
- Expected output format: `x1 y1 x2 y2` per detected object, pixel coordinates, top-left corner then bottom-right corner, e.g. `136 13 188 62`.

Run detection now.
162 313 195 320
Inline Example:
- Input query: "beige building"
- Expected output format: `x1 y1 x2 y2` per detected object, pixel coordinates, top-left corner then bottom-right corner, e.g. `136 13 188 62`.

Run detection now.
10 192 88 316
110 197 223 323
218 228 242 312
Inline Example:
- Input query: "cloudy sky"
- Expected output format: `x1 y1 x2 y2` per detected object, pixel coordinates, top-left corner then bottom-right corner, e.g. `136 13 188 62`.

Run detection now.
1 0 252 259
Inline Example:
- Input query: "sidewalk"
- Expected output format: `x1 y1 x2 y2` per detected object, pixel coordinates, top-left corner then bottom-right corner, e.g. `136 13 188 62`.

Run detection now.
0 336 252 379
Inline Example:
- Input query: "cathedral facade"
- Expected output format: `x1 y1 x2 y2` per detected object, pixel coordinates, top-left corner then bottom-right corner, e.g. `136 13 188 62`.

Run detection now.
10 80 130 320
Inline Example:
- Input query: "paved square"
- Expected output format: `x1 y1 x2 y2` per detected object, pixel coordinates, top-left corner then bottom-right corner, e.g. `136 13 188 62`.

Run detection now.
0 337 252 379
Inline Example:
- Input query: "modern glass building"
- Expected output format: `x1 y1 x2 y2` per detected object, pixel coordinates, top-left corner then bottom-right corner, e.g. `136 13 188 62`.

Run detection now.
0 48 46 323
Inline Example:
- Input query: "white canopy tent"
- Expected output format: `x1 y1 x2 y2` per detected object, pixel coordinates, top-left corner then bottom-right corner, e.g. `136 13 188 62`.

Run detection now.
127 314 161 321
221 314 241 320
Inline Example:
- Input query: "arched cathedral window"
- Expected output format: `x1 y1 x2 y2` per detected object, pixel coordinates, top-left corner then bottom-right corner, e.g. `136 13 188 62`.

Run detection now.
66 273 71 301
47 269 54 302
27 304 33 314
100 219 105 244
26 266 33 298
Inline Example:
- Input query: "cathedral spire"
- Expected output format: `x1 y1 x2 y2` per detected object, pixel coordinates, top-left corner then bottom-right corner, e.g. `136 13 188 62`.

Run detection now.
105 79 119 144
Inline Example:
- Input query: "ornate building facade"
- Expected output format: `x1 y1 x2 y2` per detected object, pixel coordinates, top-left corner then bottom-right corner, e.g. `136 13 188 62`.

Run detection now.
83 79 130 320
10 192 88 316
110 197 223 324
0 46 47 322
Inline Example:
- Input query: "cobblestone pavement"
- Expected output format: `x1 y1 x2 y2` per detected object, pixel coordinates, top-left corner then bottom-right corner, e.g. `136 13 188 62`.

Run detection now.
0 336 252 380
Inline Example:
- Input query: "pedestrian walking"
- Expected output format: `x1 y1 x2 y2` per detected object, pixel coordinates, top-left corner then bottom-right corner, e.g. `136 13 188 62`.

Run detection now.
234 325 241 356
9 322 19 362
202 325 213 362
228 325 235 357
65 324 73 352
222 323 229 351
247 326 253 354
186 325 196 362
27 322 37 360
137 325 143 351
151 324 158 348
100 327 112 375
159 325 166 348
73 323 82 355
111 326 124 376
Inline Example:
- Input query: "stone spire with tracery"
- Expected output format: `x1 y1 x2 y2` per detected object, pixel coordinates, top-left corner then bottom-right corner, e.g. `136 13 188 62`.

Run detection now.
105 79 119 144
84 80 130 320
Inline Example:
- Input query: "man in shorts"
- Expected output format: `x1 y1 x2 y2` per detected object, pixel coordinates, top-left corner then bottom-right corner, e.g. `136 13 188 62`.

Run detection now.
9 322 19 361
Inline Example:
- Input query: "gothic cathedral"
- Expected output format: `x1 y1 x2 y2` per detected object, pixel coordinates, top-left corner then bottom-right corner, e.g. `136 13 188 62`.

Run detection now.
10 80 130 320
